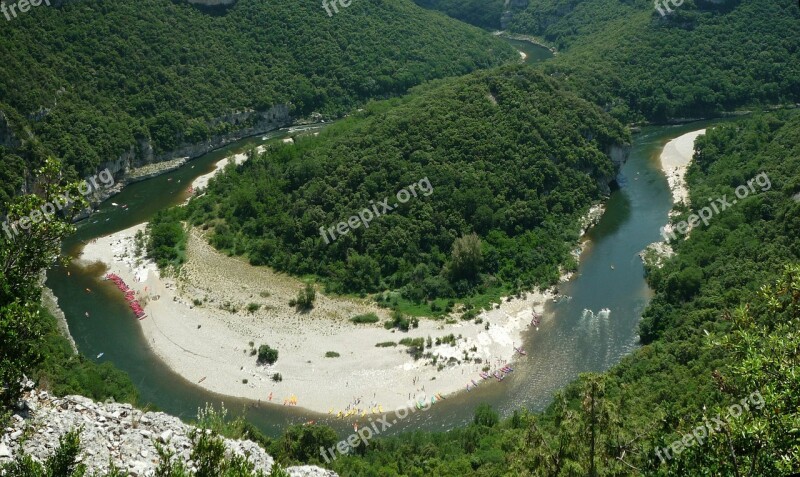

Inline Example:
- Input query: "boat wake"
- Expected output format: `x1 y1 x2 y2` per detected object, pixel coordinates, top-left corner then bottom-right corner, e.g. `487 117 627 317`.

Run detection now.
581 308 611 322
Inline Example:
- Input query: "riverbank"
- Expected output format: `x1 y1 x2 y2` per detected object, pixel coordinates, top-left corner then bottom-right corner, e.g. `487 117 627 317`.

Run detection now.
494 31 558 55
79 224 556 415
659 128 706 207
641 127 708 267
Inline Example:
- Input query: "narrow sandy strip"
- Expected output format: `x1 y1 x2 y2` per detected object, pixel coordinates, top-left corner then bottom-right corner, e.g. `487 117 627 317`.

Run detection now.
659 129 706 206
77 151 600 415
642 128 708 264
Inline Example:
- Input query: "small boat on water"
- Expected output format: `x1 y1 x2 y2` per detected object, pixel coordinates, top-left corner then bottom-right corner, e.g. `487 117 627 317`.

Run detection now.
514 346 527 356
480 372 491 380
493 372 505 381
96 353 104 359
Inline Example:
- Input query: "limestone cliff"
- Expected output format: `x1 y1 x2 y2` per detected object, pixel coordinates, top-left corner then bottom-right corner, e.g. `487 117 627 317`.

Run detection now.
0 384 336 477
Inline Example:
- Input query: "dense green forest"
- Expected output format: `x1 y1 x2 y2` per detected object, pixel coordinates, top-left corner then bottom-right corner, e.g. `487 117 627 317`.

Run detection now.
416 0 800 123
0 0 515 182
413 0 505 30
164 65 630 309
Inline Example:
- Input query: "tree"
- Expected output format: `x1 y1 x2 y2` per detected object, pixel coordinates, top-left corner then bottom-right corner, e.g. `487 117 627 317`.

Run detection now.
0 158 85 409
257 345 278 366
450 233 483 282
473 403 499 427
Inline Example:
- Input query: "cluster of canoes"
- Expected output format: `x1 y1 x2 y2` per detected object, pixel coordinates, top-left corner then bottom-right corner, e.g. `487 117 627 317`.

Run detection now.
330 405 385 419
415 393 446 408
476 365 514 385
283 395 298 406
104 273 147 320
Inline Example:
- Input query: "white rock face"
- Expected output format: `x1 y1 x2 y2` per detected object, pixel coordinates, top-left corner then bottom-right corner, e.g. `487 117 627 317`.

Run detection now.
0 389 337 477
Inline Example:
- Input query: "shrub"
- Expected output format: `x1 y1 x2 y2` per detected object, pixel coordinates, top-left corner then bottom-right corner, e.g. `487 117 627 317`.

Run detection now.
350 313 380 324
324 351 340 358
272 373 282 382
375 341 397 347
295 283 316 310
257 345 278 365
387 310 411 331
246 303 261 313
399 337 425 359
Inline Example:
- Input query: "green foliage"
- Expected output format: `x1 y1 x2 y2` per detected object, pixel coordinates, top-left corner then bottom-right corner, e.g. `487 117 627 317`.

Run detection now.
146 208 188 271
324 351 340 358
414 0 505 29
269 424 338 467
184 65 629 303
256 345 278 366
472 403 499 427
3 429 86 477
349 313 380 324
374 341 397 348
448 233 483 282
293 284 316 311
0 0 516 176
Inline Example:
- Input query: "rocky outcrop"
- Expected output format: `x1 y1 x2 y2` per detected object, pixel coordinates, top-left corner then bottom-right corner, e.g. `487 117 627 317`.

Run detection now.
100 105 290 187
0 110 23 149
0 385 337 477
40 286 77 354
500 0 529 30
639 241 675 270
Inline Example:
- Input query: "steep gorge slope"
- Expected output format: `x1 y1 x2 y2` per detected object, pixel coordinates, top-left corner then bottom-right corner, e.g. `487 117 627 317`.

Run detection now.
0 0 516 198
412 0 800 122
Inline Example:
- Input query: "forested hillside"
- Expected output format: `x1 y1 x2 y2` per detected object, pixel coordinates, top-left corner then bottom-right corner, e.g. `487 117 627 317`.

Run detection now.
171 65 629 309
413 0 504 30
0 0 515 189
414 0 800 123
291 112 800 476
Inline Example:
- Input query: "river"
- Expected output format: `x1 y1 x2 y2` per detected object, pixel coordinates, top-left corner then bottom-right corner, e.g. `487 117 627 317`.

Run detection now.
46 117 729 438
